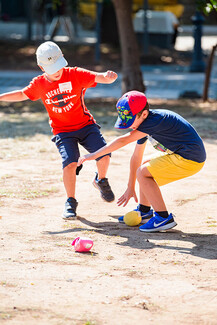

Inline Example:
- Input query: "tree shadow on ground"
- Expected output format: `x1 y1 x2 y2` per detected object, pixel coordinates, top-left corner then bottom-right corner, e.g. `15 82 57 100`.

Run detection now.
44 215 217 260
0 117 51 138
0 98 217 138
0 101 51 138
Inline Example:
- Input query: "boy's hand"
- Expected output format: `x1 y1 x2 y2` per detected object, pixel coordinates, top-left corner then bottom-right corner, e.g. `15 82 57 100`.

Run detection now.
117 187 138 207
95 70 118 84
103 70 118 82
77 156 87 166
78 153 94 166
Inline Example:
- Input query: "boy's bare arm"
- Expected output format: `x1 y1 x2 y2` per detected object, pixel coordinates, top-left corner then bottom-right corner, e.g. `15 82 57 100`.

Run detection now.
78 130 147 166
95 70 118 84
117 141 147 207
0 90 29 102
128 141 147 188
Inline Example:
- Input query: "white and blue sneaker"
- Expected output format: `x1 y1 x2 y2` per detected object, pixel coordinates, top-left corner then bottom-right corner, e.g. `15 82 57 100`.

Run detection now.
139 212 177 232
118 207 153 224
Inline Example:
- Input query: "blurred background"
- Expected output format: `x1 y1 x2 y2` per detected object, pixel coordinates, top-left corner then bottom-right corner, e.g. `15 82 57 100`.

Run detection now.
0 0 216 101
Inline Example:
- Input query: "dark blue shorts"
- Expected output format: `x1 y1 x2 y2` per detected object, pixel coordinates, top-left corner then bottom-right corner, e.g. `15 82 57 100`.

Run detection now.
52 123 111 169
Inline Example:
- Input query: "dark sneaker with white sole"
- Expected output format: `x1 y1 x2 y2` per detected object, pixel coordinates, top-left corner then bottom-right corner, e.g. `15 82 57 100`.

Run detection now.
93 173 115 202
62 197 78 220
139 212 177 232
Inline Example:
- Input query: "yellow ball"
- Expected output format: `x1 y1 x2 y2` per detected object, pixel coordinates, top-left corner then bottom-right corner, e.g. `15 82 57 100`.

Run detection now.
124 210 142 226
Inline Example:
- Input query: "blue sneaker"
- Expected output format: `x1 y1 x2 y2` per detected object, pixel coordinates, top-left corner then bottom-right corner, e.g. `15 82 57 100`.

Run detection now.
139 212 177 232
118 207 153 224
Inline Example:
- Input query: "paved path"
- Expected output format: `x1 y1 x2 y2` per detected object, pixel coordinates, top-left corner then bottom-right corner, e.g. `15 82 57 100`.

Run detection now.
0 64 217 100
0 22 216 100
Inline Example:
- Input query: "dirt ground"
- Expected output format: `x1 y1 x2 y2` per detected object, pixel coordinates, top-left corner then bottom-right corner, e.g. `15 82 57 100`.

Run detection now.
0 98 216 325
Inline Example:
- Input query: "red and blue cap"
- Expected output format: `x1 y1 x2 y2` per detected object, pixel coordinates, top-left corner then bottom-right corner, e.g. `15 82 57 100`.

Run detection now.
114 90 147 129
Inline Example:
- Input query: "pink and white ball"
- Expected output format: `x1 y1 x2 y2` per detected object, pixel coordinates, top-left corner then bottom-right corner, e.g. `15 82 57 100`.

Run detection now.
72 237 93 252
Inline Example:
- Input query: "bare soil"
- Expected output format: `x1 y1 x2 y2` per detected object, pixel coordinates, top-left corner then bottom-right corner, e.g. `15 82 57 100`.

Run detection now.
0 98 217 325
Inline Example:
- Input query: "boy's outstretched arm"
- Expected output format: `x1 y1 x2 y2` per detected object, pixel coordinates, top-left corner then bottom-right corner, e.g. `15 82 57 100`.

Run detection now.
95 70 118 84
78 130 147 166
0 90 29 102
117 140 147 207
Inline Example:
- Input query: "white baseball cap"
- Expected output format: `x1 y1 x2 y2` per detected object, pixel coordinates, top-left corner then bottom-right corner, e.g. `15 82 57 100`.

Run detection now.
36 41 68 75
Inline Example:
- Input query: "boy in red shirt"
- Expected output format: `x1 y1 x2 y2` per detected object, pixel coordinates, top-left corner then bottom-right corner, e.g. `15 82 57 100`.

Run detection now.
0 41 118 219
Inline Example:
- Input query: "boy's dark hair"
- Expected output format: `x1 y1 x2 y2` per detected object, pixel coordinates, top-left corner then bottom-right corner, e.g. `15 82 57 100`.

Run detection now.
136 101 149 117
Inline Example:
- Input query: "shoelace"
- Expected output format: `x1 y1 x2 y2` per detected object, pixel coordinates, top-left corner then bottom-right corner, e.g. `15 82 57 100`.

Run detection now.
98 179 112 192
66 200 77 209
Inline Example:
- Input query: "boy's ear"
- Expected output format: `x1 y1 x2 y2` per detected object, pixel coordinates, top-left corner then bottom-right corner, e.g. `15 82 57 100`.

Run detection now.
142 110 149 119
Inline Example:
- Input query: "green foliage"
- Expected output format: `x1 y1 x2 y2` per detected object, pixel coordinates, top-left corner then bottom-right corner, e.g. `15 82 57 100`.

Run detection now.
196 0 217 15
51 0 62 10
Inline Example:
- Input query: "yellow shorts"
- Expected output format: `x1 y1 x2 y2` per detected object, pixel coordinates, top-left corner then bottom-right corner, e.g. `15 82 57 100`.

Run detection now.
145 152 205 186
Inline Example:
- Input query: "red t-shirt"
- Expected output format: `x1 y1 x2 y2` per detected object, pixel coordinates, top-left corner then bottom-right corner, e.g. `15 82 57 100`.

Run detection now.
23 67 97 135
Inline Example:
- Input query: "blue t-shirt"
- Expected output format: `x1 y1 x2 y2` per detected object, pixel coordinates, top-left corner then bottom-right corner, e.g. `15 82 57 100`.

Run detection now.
137 109 206 163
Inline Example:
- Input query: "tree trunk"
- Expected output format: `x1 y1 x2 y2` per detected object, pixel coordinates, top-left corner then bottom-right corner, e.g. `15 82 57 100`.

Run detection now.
112 0 145 94
202 44 217 102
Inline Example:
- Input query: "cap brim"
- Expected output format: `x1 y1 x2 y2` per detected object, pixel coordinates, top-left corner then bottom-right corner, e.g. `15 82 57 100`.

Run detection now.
42 56 68 75
114 115 136 129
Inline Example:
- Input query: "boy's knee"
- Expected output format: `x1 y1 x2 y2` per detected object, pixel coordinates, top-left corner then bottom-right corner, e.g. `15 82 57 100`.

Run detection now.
136 166 142 180
136 165 152 180
97 154 110 162
64 162 77 171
